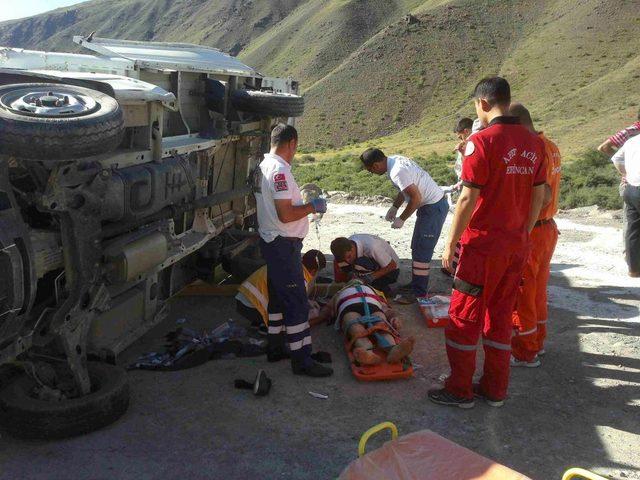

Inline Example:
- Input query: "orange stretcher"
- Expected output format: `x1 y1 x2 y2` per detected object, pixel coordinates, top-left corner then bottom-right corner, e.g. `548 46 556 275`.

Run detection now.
340 422 613 480
340 423 611 480
343 285 413 381
345 336 414 381
340 422 532 479
418 295 450 328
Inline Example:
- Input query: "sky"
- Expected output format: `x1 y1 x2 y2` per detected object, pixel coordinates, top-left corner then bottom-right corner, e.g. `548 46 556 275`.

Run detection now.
0 0 91 22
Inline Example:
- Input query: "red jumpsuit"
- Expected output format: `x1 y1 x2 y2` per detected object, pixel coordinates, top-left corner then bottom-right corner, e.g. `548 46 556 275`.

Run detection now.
445 116 547 401
512 134 561 360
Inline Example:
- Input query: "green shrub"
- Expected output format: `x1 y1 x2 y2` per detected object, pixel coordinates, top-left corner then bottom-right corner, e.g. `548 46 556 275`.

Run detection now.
559 149 622 210
293 152 457 198
294 148 621 210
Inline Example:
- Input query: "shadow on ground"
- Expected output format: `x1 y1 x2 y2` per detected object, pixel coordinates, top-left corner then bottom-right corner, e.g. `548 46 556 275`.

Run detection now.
0 261 638 480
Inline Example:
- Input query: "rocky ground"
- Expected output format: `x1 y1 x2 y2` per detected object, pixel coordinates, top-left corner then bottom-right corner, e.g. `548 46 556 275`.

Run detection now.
0 200 638 480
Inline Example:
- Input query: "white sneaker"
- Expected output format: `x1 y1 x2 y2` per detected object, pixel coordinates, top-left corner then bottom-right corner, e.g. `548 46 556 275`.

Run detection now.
510 355 541 368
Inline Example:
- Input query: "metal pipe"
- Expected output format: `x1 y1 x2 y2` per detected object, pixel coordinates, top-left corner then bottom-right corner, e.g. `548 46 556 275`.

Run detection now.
101 185 253 238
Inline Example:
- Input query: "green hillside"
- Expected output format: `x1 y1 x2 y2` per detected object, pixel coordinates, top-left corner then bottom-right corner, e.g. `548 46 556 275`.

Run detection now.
0 0 638 159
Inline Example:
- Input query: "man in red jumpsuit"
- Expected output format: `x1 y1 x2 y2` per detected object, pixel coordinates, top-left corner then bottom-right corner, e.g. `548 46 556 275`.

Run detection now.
428 77 547 408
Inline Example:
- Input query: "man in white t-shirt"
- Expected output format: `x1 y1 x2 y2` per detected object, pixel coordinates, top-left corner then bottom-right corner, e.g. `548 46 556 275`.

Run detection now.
330 234 400 294
360 148 449 300
254 123 332 377
611 134 640 277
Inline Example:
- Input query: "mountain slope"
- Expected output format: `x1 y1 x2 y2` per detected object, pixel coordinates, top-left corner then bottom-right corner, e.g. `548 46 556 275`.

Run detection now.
0 0 306 56
0 0 638 156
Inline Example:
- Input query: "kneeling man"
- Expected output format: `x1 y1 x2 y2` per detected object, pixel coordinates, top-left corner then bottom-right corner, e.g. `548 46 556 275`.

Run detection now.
330 234 400 294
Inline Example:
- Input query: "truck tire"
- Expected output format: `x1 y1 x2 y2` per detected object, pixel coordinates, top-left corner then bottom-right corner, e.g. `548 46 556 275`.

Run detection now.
0 83 125 160
0 362 129 440
231 90 304 118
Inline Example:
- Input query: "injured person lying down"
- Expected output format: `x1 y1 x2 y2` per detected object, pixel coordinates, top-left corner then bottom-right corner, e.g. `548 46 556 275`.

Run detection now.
315 280 415 365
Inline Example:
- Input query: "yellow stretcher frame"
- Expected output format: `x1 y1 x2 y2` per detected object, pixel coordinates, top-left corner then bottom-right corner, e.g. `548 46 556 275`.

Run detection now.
562 468 609 480
356 423 611 480
358 421 398 457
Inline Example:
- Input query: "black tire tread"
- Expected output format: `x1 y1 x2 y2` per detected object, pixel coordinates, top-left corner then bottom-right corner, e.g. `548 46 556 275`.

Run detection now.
0 83 125 160
231 90 305 118
0 362 130 440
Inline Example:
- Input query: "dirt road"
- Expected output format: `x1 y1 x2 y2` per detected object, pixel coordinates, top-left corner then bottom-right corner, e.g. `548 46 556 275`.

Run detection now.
0 202 638 479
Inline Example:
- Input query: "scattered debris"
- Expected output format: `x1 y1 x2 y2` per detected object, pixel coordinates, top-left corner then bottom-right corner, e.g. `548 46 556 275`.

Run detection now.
235 370 272 397
308 391 329 400
128 320 266 371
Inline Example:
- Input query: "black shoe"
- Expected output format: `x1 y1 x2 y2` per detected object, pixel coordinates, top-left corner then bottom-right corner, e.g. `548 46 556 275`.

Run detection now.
292 360 334 377
311 351 332 364
472 384 505 408
267 348 291 363
234 369 272 397
396 282 413 293
428 388 475 409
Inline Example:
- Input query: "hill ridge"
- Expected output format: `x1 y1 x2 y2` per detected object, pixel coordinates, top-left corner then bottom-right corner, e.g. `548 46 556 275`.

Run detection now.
0 0 637 155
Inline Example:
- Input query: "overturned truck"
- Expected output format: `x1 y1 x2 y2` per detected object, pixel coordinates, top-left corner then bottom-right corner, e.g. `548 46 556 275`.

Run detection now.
0 36 303 439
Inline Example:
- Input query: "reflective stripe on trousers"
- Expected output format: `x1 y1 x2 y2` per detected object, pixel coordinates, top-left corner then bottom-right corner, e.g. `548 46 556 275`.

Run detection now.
411 197 448 297
261 237 312 362
445 244 527 401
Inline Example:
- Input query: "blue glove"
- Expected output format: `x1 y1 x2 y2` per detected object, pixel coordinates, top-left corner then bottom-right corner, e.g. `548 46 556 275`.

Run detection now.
311 198 327 214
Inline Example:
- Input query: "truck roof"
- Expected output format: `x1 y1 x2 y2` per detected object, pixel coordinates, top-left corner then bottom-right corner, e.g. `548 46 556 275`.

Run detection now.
0 35 259 77
73 35 258 76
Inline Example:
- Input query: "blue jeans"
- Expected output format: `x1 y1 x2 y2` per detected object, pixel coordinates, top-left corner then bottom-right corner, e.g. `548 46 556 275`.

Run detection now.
624 184 640 273
411 196 448 296
260 236 312 365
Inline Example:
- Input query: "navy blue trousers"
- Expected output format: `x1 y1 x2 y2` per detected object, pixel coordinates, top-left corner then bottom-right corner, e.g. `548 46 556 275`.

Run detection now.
260 236 312 365
411 196 448 297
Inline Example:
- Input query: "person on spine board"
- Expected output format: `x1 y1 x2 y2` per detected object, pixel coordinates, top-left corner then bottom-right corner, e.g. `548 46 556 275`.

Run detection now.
314 280 415 366
330 234 400 295
236 250 326 347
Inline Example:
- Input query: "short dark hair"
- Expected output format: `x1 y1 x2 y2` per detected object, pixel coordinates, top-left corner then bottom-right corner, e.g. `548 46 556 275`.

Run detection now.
360 148 386 168
454 117 473 133
473 76 511 107
302 249 326 272
271 123 298 147
509 102 534 129
330 237 352 262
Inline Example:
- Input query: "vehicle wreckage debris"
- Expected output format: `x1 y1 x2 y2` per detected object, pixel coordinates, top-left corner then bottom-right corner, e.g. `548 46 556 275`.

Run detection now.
308 391 329 400
128 321 266 371
234 369 272 397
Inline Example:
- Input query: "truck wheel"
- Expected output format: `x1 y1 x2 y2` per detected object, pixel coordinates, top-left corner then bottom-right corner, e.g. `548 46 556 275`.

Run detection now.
231 89 305 118
0 362 129 440
0 83 125 160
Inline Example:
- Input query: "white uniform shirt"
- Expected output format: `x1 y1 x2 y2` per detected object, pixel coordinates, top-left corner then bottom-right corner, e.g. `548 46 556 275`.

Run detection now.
612 135 640 187
255 153 309 242
350 234 400 269
386 155 444 206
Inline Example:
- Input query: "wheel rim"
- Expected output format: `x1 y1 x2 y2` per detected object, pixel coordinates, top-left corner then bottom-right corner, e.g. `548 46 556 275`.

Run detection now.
0 87 100 118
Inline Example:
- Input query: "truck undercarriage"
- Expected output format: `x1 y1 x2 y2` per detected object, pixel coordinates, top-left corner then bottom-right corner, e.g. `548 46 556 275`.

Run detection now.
0 35 303 438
